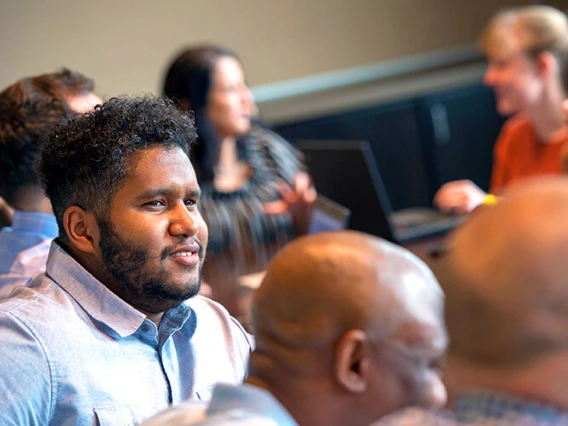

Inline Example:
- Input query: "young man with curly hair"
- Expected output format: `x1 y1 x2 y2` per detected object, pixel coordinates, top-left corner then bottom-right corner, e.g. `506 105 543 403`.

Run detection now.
0 95 253 426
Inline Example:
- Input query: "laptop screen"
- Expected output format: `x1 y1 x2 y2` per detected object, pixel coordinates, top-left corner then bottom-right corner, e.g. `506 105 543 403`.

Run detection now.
297 140 396 241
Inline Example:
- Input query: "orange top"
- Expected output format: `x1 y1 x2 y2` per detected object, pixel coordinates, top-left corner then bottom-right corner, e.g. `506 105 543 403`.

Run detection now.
490 114 568 194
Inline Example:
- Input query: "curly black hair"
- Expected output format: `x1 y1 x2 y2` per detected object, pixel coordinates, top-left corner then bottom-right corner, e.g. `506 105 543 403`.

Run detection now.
37 94 198 241
0 69 94 204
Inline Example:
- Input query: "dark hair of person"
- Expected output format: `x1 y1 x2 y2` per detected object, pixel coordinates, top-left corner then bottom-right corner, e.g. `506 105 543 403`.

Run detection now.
163 45 241 183
37 95 198 242
0 69 95 204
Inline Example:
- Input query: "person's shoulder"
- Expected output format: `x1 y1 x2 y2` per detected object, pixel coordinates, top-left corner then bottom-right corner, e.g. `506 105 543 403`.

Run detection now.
494 114 535 154
249 125 289 144
9 239 51 276
246 125 303 182
0 239 52 299
0 273 66 323
0 275 63 374
180 297 253 391
141 388 282 426
374 408 456 426
141 401 280 426
501 114 533 135
141 400 208 426
249 126 299 157
184 296 254 347
184 294 232 317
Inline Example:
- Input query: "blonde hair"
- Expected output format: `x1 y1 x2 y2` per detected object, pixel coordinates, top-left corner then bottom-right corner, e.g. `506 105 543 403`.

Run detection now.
481 6 568 64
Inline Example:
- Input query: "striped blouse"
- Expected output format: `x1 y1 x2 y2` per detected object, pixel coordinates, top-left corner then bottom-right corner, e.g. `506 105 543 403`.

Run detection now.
198 126 304 257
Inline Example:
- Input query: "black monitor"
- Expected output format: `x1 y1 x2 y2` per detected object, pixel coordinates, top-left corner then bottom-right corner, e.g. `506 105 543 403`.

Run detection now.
296 140 396 241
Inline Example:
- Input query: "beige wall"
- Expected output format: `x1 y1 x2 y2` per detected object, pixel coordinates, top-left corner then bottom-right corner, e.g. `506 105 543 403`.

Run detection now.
0 0 531 98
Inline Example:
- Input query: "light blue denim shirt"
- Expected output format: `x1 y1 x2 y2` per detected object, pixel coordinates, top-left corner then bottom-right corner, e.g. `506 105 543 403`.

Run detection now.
0 238 52 299
0 210 58 274
141 383 298 426
0 241 253 426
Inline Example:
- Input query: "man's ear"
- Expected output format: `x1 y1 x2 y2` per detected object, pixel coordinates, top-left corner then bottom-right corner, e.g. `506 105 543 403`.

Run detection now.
535 51 558 79
63 206 100 254
334 329 372 393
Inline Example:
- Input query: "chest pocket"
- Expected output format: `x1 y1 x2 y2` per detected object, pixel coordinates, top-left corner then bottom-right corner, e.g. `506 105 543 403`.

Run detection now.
95 405 158 426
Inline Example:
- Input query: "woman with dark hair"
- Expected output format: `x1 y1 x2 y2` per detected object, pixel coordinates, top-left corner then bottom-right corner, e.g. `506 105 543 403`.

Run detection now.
163 45 316 257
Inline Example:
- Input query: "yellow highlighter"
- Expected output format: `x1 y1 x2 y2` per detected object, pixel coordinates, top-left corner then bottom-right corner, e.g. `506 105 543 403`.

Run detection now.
482 194 498 206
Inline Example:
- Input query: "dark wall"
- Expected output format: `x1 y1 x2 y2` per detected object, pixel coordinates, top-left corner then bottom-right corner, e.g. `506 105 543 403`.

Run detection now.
273 83 506 211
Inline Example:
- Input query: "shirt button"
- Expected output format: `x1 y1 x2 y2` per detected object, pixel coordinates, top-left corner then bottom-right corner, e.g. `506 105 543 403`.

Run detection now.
141 324 150 333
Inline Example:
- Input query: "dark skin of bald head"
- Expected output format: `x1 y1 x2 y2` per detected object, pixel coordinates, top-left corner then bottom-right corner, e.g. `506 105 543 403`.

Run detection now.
443 177 568 411
247 231 447 426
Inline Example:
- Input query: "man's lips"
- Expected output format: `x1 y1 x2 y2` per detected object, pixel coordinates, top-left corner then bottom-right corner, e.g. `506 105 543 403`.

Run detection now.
168 243 201 266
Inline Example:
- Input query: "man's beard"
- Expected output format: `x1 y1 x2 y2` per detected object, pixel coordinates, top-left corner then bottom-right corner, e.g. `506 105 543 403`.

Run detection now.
98 219 203 311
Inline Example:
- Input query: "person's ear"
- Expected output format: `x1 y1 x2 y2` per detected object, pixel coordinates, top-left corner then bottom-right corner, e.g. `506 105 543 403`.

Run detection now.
63 206 100 254
535 51 557 79
334 329 372 393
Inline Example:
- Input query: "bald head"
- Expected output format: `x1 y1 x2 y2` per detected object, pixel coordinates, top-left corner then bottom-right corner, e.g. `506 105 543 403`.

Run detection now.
446 177 568 366
253 231 444 354
249 231 447 422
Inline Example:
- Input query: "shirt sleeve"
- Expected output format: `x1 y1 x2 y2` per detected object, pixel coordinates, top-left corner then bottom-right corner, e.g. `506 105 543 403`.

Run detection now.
0 311 53 425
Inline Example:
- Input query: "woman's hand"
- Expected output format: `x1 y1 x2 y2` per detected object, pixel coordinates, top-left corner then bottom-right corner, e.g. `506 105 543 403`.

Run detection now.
433 180 487 215
263 172 317 235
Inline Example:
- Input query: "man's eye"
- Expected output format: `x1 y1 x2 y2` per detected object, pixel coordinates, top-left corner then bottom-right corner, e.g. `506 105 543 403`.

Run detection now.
145 200 166 208
185 199 197 207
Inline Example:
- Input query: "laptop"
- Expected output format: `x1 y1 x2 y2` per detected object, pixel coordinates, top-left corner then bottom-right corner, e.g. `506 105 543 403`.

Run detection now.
296 139 465 244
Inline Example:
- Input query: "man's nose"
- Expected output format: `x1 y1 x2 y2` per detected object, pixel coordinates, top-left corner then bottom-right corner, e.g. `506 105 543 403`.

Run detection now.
242 85 254 107
168 202 199 237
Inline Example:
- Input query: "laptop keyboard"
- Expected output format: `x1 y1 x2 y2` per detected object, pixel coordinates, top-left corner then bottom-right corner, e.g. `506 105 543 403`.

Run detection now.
390 208 466 242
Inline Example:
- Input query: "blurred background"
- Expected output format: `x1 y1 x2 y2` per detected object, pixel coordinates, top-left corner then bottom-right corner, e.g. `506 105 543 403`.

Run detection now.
2 0 561 120
1 0 564 212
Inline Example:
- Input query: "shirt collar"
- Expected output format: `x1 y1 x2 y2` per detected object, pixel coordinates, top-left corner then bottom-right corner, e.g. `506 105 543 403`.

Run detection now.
45 241 192 339
207 383 298 426
453 390 568 424
11 211 58 239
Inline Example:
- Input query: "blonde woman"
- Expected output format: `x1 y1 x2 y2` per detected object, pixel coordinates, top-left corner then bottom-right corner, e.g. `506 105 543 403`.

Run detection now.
435 6 568 214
